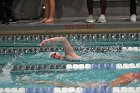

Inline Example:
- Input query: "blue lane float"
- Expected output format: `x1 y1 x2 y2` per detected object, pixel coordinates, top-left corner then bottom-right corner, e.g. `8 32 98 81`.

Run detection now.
0 63 139 72
25 87 54 93
0 87 140 93
66 63 140 70
83 86 112 93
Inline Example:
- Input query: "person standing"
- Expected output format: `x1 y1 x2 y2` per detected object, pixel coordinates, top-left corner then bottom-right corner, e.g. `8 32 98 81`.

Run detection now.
40 0 55 23
130 0 137 22
86 0 107 23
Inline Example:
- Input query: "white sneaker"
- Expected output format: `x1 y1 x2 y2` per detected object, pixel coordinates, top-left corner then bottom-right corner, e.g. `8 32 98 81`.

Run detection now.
85 15 96 23
130 14 137 22
98 15 106 23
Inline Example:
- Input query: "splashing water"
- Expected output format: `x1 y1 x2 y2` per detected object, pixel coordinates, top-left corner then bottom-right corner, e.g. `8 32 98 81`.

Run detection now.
70 37 120 61
70 36 89 55
31 52 50 59
18 75 35 84
70 37 140 62
0 62 13 83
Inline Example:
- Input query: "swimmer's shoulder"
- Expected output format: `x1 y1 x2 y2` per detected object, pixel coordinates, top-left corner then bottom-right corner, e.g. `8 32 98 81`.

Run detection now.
64 56 81 62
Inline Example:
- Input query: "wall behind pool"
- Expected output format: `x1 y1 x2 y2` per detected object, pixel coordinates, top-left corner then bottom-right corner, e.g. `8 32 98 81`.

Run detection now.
12 0 140 19
55 0 140 18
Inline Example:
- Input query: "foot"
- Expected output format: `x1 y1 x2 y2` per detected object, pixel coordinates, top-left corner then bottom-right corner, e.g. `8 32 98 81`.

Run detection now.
98 15 106 23
40 18 47 23
44 18 54 23
130 14 137 22
85 15 96 23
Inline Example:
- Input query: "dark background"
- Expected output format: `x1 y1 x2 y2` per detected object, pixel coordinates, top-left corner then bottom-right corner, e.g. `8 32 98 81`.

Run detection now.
6 0 140 19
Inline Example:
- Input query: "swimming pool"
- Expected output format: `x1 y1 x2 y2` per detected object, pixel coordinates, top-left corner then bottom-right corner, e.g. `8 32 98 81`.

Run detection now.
0 32 140 93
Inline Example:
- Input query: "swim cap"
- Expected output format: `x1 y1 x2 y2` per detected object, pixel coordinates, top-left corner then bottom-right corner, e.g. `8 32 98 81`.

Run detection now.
49 52 56 57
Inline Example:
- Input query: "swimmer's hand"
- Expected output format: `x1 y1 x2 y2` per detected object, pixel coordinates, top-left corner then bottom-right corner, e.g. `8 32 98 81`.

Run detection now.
18 75 36 84
38 40 48 47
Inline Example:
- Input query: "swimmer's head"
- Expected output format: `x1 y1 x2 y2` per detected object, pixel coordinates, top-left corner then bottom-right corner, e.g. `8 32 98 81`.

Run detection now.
49 52 63 60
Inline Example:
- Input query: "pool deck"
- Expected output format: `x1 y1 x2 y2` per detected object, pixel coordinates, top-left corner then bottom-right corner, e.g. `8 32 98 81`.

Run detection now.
0 16 140 35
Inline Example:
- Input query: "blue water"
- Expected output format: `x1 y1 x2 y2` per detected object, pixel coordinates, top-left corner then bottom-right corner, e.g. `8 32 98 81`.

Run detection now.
0 49 140 88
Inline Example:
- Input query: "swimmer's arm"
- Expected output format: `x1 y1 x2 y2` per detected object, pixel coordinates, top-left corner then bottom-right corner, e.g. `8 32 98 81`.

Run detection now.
44 37 66 43
39 37 67 47
39 37 78 58
19 79 108 87
36 81 108 87
110 72 136 87
20 79 79 87
35 80 76 87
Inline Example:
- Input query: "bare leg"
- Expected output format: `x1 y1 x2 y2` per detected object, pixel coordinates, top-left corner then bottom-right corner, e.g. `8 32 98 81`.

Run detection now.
44 0 55 23
40 0 50 22
111 72 136 87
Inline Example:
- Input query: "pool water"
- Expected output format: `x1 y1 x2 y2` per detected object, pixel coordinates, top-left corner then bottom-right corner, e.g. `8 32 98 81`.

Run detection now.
0 34 140 88
0 50 140 64
0 48 140 88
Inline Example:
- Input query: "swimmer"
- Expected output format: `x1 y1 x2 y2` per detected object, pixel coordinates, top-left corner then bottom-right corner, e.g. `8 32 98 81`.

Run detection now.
19 72 140 87
38 37 80 61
